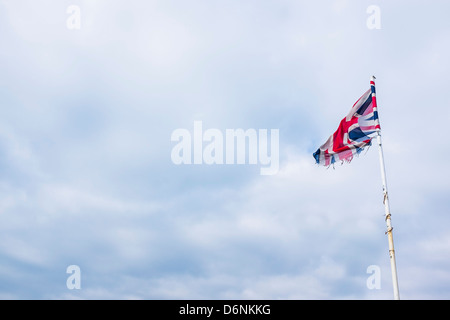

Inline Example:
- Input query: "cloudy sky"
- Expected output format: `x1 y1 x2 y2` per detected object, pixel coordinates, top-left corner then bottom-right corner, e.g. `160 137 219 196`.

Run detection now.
1 0 450 299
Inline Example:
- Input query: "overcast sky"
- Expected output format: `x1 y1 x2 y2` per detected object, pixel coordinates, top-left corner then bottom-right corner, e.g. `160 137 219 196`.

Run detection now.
1 0 450 299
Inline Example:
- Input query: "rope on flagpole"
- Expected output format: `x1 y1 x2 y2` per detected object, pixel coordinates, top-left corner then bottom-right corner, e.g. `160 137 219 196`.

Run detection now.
371 76 400 300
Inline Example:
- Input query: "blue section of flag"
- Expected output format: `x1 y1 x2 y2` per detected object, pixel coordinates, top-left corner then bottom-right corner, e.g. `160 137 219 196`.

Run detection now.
356 95 373 116
348 127 368 142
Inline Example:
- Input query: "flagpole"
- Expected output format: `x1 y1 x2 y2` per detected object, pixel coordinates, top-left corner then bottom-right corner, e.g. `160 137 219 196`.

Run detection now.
370 76 400 300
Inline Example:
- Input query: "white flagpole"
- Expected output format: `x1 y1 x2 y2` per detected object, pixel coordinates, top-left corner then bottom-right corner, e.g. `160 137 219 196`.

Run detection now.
371 76 400 300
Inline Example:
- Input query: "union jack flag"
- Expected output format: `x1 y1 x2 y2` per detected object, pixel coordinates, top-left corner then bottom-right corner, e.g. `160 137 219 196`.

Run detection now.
313 80 380 166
